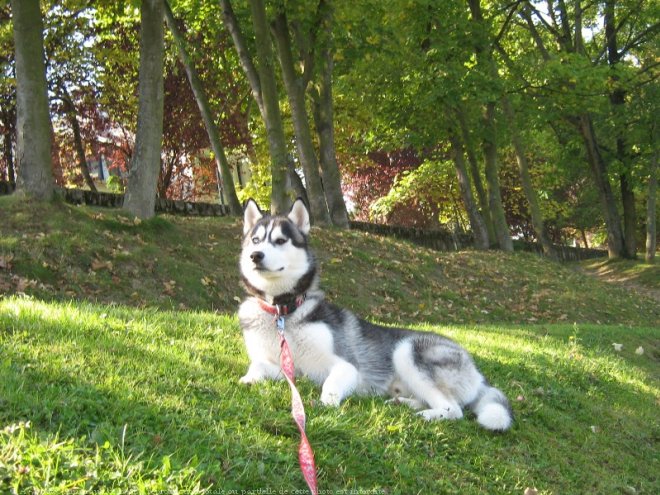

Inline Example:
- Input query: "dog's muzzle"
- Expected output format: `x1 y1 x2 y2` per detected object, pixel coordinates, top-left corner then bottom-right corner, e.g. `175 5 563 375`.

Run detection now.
250 251 264 265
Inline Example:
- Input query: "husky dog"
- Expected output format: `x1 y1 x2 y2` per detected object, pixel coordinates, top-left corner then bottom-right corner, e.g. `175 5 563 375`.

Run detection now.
238 199 513 431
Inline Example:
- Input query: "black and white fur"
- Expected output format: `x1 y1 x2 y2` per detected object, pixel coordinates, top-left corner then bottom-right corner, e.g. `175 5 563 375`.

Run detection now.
238 199 513 431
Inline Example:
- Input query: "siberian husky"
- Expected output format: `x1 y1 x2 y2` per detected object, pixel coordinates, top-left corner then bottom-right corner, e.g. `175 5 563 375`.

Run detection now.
238 199 513 431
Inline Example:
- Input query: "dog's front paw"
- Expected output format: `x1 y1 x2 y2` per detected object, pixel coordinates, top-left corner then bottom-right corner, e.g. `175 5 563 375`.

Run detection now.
320 390 342 407
239 373 261 385
417 407 463 421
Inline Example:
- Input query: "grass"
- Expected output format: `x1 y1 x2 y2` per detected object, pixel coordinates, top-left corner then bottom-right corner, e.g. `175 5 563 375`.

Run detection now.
0 195 659 494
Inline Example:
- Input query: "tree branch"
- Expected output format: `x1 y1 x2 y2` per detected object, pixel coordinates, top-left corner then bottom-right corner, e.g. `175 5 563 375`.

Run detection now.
219 0 265 118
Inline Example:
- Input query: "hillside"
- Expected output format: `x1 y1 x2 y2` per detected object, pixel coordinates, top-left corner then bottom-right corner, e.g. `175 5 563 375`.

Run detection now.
1 195 658 494
1 195 658 327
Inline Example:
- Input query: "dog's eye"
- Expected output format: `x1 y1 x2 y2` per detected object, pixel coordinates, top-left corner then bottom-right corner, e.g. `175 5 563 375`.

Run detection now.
274 238 288 245
251 236 261 244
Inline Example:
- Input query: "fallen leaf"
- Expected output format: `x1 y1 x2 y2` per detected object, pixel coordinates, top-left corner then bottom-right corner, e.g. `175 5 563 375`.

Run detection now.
635 346 644 355
163 280 176 295
91 259 112 271
523 488 539 495
612 343 623 352
0 254 14 270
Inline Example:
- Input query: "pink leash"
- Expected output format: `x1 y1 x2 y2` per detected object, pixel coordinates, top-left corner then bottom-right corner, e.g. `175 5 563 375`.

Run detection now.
260 298 318 494
277 322 319 494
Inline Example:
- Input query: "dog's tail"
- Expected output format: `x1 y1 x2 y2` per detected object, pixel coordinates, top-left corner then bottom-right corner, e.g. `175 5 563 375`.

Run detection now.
468 381 513 431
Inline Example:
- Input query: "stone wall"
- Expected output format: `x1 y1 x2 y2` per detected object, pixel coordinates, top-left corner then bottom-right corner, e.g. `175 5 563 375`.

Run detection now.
0 180 15 195
350 220 607 261
513 240 607 261
0 183 229 216
61 188 229 216
350 220 474 252
1 181 606 260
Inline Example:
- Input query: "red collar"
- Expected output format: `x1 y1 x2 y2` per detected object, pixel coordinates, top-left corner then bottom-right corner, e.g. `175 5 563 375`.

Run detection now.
257 294 306 316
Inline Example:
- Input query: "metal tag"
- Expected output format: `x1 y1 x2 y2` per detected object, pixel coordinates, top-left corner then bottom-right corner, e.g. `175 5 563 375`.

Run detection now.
276 315 285 332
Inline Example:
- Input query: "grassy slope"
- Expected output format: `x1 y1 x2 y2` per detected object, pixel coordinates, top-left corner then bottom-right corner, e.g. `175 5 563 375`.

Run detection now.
0 196 658 494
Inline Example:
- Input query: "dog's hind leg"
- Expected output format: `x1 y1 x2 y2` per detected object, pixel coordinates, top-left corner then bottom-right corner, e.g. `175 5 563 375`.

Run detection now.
392 340 463 421
385 397 425 410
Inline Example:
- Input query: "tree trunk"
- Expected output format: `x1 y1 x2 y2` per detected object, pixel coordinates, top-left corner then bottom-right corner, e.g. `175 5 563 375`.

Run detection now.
288 161 310 206
605 0 636 258
158 152 176 197
1 115 15 185
448 129 489 250
580 229 589 249
646 151 657 263
501 96 555 258
248 0 289 214
68 110 97 192
164 0 242 215
11 0 54 201
60 88 97 192
455 105 494 245
482 102 513 251
220 0 265 118
620 172 637 257
310 1 350 228
272 12 329 224
578 113 626 258
123 0 165 219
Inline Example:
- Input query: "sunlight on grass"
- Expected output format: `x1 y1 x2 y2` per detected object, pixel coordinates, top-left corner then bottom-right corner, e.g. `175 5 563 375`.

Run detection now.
1 296 658 494
0 421 208 494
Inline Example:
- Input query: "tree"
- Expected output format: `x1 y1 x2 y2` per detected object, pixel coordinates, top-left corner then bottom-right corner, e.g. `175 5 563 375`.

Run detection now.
163 0 242 215
10 0 54 200
448 127 489 249
516 0 657 258
271 10 329 224
466 0 513 252
500 95 555 258
308 0 350 227
55 83 97 192
123 0 165 220
647 151 657 263
247 0 290 214
220 0 350 224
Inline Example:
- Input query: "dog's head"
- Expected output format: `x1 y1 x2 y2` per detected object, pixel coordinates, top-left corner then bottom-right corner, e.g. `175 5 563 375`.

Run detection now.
240 198 316 300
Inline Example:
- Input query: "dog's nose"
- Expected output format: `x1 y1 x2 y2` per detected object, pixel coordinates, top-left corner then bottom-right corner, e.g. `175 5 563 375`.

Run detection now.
250 251 264 264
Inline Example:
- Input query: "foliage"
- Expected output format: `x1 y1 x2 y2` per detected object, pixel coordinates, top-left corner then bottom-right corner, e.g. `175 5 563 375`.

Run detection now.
235 155 272 211
370 159 464 229
340 148 423 222
2 0 658 243
105 175 124 194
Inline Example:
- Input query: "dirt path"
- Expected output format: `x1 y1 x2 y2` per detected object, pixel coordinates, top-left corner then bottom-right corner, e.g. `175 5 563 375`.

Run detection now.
576 261 660 305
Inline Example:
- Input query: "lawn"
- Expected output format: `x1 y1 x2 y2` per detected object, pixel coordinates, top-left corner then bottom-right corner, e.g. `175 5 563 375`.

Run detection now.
0 196 658 494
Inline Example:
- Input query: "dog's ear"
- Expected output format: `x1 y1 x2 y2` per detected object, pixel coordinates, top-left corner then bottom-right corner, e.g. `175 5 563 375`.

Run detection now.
287 198 310 235
243 199 263 235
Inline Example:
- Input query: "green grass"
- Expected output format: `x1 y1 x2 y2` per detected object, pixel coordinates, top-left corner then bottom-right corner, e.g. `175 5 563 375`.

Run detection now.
1 195 659 494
